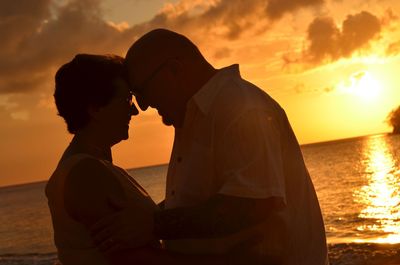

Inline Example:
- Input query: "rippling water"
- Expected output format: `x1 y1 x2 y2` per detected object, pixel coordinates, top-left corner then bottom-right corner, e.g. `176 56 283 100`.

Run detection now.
1 133 400 264
303 133 400 244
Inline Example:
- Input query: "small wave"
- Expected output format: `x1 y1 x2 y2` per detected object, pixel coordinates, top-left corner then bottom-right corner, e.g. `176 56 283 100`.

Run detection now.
328 243 400 265
0 253 59 265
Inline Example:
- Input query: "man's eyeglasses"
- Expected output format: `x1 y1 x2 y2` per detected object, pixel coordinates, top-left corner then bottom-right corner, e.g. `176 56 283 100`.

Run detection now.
131 59 171 97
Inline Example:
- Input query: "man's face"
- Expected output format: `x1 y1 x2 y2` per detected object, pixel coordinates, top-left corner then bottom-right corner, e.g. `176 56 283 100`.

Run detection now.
127 58 186 127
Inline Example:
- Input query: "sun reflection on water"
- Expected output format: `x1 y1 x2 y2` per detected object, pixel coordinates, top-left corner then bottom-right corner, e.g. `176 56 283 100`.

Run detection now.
353 135 400 243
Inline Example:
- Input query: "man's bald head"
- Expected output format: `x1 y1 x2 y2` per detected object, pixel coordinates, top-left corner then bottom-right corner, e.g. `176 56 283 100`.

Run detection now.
124 28 217 127
125 28 203 69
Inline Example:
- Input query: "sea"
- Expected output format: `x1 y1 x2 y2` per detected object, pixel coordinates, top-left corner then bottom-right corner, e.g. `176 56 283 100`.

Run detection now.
1 133 400 265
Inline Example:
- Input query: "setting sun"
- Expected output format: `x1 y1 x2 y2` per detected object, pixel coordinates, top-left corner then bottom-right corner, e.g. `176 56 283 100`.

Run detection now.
337 71 382 101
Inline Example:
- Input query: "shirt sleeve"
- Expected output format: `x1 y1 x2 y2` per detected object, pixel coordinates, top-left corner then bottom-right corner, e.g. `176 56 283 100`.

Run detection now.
216 108 286 202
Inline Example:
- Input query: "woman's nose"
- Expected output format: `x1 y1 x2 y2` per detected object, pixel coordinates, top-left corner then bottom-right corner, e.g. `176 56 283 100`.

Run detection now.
136 95 150 111
130 103 139 116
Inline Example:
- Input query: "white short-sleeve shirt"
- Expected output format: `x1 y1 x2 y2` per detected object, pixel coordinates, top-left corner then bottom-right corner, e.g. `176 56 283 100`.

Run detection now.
164 65 329 265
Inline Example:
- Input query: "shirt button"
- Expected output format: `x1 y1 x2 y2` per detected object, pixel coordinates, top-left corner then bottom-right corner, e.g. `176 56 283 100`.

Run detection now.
171 190 175 196
177 156 182 162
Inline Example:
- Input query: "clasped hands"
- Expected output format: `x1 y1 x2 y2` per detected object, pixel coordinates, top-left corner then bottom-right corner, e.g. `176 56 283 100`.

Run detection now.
90 197 157 254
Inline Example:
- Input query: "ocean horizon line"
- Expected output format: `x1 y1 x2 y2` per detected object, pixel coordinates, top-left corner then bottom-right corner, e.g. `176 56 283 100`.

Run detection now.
301 131 392 147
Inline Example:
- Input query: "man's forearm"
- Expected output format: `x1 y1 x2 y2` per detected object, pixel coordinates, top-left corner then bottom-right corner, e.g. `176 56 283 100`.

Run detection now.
153 195 283 240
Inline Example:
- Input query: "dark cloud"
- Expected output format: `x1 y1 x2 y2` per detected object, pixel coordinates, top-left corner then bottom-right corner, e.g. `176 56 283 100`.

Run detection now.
303 11 382 64
0 0 138 95
0 0 50 17
306 17 341 63
122 0 325 43
340 12 381 56
0 0 51 53
123 0 267 41
149 0 323 40
266 0 324 21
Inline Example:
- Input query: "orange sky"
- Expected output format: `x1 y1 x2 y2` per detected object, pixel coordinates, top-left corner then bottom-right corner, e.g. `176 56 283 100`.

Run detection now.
1 0 400 187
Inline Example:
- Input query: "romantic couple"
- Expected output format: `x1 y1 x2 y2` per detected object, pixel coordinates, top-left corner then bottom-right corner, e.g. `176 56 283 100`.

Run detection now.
46 29 329 265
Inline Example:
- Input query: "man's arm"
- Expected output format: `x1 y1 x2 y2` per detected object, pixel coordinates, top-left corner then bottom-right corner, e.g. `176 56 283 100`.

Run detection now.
154 194 284 239
90 193 284 248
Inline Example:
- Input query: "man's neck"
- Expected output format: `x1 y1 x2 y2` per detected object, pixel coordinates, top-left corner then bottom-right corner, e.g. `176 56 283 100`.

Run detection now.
184 64 217 104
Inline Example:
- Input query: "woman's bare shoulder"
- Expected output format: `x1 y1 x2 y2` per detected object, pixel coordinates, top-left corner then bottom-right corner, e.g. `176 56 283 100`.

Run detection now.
64 157 125 226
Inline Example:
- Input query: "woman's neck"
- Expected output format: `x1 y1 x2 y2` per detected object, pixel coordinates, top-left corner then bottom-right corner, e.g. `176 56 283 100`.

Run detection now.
66 131 112 162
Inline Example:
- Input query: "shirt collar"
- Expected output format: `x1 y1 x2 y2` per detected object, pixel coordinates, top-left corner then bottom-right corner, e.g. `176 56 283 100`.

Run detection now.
190 64 240 115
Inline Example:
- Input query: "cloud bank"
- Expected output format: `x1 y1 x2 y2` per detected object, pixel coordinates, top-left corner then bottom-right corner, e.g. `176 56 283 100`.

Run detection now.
0 0 327 96
285 9 398 67
0 0 395 100
307 11 381 63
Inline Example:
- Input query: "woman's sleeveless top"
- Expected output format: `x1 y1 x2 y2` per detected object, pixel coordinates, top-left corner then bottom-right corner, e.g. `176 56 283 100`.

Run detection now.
46 154 158 265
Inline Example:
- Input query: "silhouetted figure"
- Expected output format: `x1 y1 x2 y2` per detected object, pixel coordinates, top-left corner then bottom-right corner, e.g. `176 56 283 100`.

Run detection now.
92 29 329 265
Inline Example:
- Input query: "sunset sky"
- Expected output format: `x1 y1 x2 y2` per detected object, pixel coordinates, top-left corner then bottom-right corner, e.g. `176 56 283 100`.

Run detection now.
1 0 400 187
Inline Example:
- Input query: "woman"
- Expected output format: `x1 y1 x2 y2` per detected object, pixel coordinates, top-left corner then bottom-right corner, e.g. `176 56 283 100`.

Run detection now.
46 54 228 265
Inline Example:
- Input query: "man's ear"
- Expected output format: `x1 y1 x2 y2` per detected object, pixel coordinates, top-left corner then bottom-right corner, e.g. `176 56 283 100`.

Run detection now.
168 58 182 76
87 105 100 121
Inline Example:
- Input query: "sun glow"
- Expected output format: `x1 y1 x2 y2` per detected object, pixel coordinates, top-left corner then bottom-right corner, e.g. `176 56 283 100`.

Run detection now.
354 135 400 244
337 71 382 101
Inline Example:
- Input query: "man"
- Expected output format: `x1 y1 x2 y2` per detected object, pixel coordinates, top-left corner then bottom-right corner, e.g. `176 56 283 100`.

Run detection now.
93 28 329 265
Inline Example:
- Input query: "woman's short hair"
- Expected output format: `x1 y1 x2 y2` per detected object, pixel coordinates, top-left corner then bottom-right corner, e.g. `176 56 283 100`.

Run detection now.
54 54 125 134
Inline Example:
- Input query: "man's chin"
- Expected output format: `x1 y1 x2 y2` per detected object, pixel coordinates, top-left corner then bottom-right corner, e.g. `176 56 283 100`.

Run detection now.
121 133 129 140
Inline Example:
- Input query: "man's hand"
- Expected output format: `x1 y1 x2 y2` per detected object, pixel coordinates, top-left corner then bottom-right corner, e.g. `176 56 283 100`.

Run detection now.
89 197 156 254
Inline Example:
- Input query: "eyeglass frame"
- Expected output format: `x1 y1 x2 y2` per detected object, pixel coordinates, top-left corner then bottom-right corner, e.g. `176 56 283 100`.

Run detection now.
129 58 174 97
